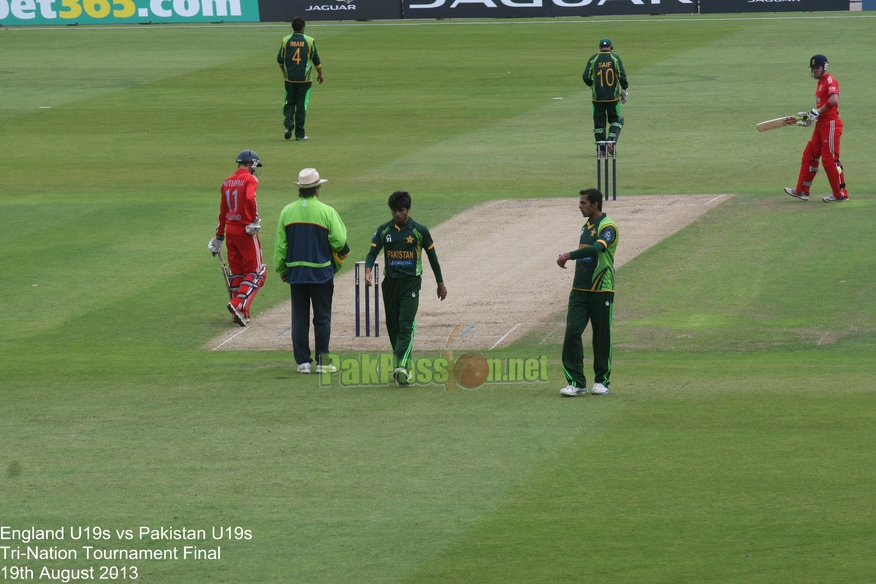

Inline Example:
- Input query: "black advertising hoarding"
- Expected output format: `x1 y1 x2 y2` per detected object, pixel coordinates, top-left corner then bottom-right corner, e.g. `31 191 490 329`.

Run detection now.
257 0 844 23
259 0 699 22
258 0 402 21
551 0 697 16
401 0 697 18
403 0 548 17
701 0 847 11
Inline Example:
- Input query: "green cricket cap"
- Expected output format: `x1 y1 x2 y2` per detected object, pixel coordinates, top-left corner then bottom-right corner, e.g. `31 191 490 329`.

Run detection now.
599 38 612 48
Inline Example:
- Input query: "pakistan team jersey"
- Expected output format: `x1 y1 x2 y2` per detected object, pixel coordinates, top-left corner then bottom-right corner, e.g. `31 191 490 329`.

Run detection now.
365 218 443 281
277 32 320 83
570 213 617 292
583 50 629 102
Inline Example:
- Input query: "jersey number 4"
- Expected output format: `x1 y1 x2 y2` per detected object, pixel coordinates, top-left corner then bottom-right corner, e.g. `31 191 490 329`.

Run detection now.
290 47 301 65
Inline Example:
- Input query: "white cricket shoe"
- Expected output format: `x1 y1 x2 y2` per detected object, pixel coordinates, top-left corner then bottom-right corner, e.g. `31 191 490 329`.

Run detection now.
822 195 849 203
297 363 311 374
392 367 410 386
560 385 588 397
315 364 337 374
784 187 809 201
591 383 610 395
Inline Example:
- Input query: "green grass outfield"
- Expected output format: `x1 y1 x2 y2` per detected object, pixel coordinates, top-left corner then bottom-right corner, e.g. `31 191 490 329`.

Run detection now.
2 13 876 582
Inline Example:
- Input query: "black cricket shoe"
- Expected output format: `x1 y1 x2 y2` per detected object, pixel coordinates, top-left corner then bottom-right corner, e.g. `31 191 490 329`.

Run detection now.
227 302 248 327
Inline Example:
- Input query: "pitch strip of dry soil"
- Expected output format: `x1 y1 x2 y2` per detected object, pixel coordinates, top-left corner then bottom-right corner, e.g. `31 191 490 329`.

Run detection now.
209 195 730 353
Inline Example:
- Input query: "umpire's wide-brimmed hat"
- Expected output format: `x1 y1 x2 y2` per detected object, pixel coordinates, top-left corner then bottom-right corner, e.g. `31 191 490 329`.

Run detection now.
599 38 612 48
295 168 328 187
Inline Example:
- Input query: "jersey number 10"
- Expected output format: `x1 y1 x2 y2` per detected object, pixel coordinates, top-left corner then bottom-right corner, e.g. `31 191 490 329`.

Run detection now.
596 68 616 88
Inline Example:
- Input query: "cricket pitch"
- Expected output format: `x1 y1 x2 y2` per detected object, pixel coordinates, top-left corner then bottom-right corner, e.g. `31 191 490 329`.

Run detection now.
208 195 730 352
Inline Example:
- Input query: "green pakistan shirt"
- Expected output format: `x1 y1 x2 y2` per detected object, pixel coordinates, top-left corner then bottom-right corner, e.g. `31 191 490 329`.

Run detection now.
277 32 320 83
583 50 628 102
567 213 618 292
365 218 444 282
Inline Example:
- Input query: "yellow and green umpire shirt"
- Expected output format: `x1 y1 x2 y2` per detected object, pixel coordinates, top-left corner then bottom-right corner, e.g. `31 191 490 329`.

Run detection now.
568 213 618 292
278 32 321 83
274 197 348 285
365 218 443 282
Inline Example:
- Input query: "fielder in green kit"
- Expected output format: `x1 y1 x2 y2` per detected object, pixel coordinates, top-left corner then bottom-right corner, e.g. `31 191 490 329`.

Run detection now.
556 188 618 397
277 16 324 141
365 191 447 386
582 38 629 152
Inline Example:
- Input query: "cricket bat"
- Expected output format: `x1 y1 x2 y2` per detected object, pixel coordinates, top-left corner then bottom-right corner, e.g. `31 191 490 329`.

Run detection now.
216 247 235 301
756 114 807 132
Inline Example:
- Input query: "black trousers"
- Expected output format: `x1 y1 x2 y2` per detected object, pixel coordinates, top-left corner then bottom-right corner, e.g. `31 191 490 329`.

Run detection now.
290 280 333 366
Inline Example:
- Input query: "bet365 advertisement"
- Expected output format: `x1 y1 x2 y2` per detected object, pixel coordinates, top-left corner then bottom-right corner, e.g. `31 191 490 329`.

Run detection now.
0 0 260 25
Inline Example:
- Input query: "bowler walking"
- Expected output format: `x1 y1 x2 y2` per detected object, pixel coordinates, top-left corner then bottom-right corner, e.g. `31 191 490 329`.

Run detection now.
364 191 447 386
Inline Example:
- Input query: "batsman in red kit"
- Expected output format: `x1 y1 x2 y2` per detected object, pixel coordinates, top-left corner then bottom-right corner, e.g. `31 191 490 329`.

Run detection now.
208 150 267 326
785 54 849 203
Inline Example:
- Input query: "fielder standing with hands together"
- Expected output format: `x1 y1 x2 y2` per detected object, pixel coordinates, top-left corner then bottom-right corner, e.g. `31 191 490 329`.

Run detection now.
556 188 618 397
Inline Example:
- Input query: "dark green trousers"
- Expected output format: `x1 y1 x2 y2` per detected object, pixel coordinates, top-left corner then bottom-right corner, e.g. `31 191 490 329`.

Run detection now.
592 100 623 144
562 290 614 389
283 81 312 139
381 276 420 368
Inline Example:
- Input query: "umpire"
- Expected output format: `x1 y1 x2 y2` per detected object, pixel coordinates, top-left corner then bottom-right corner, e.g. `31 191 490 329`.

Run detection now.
274 168 350 375
582 38 629 153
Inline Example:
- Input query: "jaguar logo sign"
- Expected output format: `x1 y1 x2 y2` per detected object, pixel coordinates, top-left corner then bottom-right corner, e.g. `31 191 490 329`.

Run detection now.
306 0 356 10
